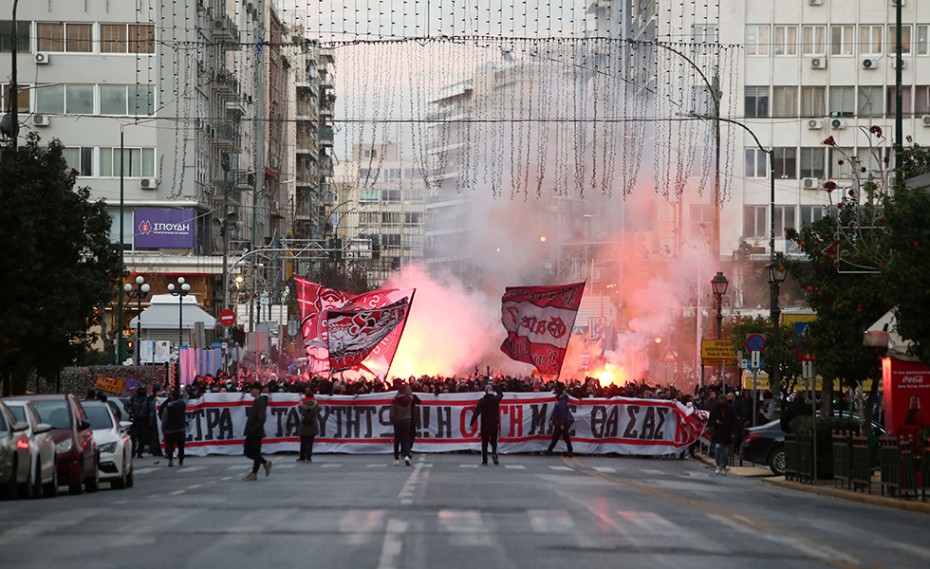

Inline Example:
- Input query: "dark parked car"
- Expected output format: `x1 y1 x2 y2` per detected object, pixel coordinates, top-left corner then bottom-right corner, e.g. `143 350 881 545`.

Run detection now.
0 401 31 500
8 395 99 494
740 414 884 476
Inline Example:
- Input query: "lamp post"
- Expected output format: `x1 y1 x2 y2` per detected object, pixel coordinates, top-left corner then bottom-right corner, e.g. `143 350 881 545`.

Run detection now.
123 276 150 365
711 271 728 388
167 277 191 355
768 262 787 404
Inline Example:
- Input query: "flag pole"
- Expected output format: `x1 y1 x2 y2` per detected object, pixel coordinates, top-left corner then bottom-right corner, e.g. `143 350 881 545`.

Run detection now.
382 290 416 381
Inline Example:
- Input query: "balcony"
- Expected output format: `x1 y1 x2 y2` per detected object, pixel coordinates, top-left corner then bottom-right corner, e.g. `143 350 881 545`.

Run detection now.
211 122 240 152
213 72 238 97
211 16 240 46
320 126 334 147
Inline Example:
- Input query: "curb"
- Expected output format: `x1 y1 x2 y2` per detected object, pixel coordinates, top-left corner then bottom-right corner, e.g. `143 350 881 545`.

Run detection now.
761 477 930 514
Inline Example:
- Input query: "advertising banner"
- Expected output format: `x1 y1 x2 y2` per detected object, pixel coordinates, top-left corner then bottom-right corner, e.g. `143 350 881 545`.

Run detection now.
134 208 196 249
161 392 707 457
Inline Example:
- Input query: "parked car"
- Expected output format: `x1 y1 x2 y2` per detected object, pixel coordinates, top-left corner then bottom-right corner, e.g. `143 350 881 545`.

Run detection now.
0 401 31 500
4 400 58 498
740 413 884 476
80 401 134 490
9 394 99 494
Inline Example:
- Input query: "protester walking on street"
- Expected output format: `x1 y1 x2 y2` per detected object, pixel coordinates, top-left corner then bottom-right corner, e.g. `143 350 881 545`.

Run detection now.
471 383 504 465
243 382 272 480
161 389 188 467
389 384 414 466
546 385 574 458
297 388 320 463
126 386 155 458
709 395 739 475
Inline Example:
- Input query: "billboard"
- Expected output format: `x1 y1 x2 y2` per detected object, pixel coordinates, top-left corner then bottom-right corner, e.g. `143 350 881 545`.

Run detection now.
134 208 196 249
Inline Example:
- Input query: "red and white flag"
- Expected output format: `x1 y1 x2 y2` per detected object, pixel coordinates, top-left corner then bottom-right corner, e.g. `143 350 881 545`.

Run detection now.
500 282 585 378
326 298 411 374
294 277 414 375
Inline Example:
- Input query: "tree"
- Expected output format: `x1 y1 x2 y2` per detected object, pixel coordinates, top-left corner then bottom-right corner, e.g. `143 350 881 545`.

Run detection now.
0 134 121 395
727 314 799 398
883 144 930 363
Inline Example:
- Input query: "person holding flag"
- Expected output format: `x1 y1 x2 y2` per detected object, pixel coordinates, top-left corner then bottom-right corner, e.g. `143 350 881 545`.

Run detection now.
470 382 504 465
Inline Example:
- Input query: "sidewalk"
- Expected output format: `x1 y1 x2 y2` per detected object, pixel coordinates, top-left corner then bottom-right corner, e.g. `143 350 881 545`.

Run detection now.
697 453 930 514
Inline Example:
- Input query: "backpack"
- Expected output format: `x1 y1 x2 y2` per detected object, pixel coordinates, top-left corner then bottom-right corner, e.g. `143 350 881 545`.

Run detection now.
301 409 315 425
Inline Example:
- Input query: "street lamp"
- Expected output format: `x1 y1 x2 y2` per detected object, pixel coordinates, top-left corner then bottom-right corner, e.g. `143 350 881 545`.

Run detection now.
711 271 729 340
167 277 191 355
768 262 787 402
123 276 150 364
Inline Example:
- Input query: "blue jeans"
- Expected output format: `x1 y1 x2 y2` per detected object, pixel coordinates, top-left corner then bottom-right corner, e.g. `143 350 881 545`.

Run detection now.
715 442 729 470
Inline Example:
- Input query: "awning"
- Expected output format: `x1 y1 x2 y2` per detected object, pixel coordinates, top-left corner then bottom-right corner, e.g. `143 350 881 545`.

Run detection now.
129 294 217 330
865 309 916 361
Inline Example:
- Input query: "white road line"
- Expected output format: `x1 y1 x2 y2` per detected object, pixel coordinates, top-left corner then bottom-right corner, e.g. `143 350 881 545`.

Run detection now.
179 466 206 472
460 464 480 468
504 465 526 470
132 467 159 475
528 510 575 533
221 476 233 481
227 465 249 471
592 466 616 473
438 509 486 545
321 463 342 468
640 469 665 475
169 489 185 496
548 465 573 471
274 464 296 469
186 484 203 490
376 518 408 569
340 510 386 545
368 463 389 468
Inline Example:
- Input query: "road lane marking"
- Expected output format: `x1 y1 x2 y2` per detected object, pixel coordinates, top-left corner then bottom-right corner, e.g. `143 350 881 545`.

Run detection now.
528 510 575 533
178 466 205 472
340 510 386 545
438 510 485 545
133 467 159 474
460 464 480 468
548 465 573 471
321 463 342 468
504 465 526 470
376 518 408 569
592 466 616 473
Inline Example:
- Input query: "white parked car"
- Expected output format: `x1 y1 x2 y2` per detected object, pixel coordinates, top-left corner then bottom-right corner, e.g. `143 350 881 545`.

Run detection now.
3 400 58 498
79 401 134 490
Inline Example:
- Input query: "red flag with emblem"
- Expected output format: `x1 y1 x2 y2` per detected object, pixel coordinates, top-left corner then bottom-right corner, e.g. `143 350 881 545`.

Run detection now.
294 277 414 375
500 282 585 378
326 298 411 374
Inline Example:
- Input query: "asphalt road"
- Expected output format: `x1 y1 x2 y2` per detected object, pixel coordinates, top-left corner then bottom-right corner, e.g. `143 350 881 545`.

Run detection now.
1 452 928 569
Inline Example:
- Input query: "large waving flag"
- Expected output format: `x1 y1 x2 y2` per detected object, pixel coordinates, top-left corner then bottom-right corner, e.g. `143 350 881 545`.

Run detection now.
327 297 411 374
294 277 414 375
500 282 585 378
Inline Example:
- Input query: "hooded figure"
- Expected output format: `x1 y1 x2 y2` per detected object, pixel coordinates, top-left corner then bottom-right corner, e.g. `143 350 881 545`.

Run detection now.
297 390 321 462
389 384 414 466
470 383 504 465
546 386 575 458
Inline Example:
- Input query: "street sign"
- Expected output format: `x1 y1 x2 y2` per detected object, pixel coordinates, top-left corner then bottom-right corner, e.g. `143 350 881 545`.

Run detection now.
661 348 677 364
701 339 737 365
125 377 141 392
95 376 124 395
751 350 760 369
746 333 766 353
218 309 237 327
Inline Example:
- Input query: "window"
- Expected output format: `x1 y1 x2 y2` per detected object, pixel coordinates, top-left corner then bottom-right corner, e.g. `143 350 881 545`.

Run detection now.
362 149 377 158
802 25 826 56
37 23 92 53
829 86 855 117
831 25 855 56
746 25 769 56
37 84 92 115
36 84 64 114
830 148 855 179
744 86 769 118
109 211 132 246
801 86 826 117
99 147 155 177
800 148 826 179
404 212 422 225
858 86 883 117
101 24 155 54
916 86 930 115
774 148 797 179
1 83 30 112
889 25 912 55
745 148 768 178
860 25 883 56
774 206 796 237
381 189 401 203
359 188 379 203
359 211 380 225
0 21 30 52
918 25 929 56
381 234 401 248
772 86 798 118
800 206 826 228
405 188 425 202
381 212 401 225
62 147 94 176
743 206 768 238
774 25 798 56
688 204 713 241
100 85 155 116
857 148 884 174
887 86 912 116
692 24 717 44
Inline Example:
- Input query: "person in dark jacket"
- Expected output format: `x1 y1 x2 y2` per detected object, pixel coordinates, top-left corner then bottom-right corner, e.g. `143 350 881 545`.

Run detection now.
471 383 504 465
126 387 154 458
708 396 739 475
243 382 272 480
296 388 320 463
160 389 188 467
546 386 574 458
780 392 813 433
389 384 414 466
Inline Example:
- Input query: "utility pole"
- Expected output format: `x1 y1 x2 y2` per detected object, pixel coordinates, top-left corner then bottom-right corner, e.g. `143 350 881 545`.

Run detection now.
9 0 20 148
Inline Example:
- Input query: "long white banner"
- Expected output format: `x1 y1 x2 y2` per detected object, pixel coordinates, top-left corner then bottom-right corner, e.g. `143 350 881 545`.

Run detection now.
162 392 707 457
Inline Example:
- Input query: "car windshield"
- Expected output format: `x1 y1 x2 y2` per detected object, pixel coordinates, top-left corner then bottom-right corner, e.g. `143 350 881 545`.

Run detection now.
32 400 71 429
83 405 113 429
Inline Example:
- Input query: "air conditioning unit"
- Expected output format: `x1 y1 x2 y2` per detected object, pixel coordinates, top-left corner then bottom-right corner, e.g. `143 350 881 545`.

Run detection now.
892 59 906 69
831 118 847 129
34 52 50 65
921 115 930 127
810 57 827 69
140 177 159 189
807 119 824 130
808 0 823 5
862 58 878 70
802 177 820 190
33 114 50 127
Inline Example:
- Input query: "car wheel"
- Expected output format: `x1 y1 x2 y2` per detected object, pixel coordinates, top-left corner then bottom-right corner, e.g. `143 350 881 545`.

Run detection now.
31 463 43 499
112 462 127 490
0 461 18 500
768 446 786 476
126 468 134 488
85 468 100 493
19 462 33 500
43 463 58 498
